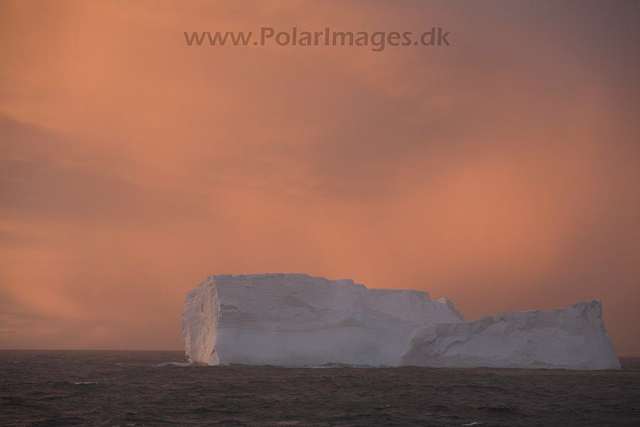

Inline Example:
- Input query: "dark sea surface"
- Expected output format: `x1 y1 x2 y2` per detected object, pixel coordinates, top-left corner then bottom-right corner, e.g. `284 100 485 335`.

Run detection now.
1 351 639 427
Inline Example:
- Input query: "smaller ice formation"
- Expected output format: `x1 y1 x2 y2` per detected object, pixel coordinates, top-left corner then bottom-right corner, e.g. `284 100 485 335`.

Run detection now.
400 300 620 370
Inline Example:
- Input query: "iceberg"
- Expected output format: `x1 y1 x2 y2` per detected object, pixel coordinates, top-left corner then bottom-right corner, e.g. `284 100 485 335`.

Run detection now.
182 274 620 370
400 300 620 370
182 274 463 366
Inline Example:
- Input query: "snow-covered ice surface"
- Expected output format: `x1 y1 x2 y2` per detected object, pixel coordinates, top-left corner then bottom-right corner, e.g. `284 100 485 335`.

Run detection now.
183 274 620 370
182 274 463 366
400 300 620 370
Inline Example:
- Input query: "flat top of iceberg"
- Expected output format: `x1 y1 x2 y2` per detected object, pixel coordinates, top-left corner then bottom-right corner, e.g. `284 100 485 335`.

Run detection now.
204 273 435 297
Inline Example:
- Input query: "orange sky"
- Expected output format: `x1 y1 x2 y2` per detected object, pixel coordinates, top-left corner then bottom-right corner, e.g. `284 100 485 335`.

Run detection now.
1 0 639 355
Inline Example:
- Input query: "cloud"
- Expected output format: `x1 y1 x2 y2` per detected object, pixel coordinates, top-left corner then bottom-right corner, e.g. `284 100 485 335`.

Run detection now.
0 0 639 355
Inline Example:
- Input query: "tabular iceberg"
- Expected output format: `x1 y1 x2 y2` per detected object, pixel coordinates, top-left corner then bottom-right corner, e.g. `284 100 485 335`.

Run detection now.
182 274 620 370
182 274 463 366
400 300 620 370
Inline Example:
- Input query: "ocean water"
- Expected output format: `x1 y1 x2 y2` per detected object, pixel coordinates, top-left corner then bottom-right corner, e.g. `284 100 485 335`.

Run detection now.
1 351 639 426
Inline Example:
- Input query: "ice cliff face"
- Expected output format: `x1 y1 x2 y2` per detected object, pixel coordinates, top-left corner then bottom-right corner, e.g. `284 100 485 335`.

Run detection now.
400 300 620 370
182 274 463 366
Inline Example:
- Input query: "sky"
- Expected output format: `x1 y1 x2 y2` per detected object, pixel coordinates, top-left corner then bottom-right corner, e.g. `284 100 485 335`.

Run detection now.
1 0 639 355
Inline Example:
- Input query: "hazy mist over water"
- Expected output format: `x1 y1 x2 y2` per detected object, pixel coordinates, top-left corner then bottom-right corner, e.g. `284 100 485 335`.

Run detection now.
1 0 640 357
1 350 639 426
